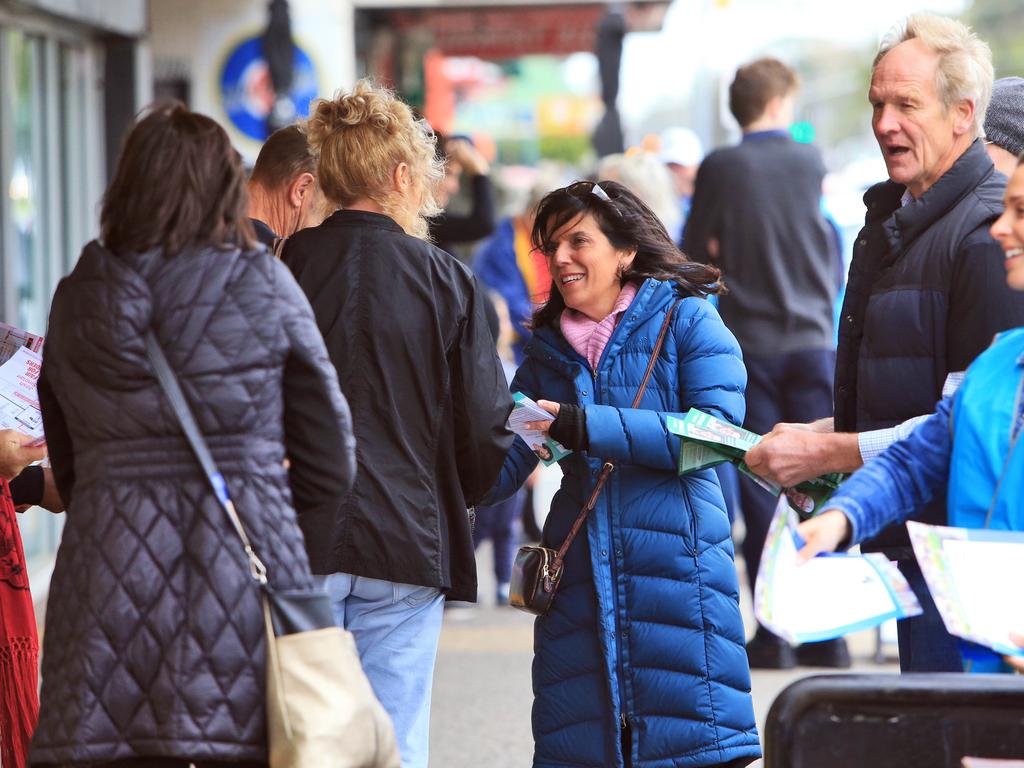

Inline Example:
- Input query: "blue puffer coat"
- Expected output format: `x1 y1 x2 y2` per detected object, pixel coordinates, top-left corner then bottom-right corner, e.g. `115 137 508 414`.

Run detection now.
488 279 760 767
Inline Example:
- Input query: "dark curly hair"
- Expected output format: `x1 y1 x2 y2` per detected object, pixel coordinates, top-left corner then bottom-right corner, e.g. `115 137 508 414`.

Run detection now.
530 180 722 328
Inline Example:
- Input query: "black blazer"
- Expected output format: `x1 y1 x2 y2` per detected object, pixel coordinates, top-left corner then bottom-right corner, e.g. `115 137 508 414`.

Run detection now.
283 209 514 600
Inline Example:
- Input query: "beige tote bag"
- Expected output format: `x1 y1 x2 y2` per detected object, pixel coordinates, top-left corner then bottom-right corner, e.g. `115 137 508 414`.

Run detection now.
263 599 400 768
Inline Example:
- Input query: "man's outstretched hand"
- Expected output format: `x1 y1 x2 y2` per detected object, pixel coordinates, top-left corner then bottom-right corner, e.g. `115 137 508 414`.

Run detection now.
745 423 861 487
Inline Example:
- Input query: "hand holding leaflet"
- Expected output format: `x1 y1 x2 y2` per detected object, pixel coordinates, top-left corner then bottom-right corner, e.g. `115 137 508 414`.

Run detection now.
908 522 1024 658
508 393 572 466
754 498 921 644
666 409 845 518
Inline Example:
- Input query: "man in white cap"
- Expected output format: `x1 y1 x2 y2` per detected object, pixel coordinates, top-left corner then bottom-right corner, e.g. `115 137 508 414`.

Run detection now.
659 126 703 243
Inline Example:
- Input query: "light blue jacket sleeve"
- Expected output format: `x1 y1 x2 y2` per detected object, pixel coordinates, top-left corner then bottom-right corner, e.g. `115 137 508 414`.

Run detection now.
828 395 954 544
584 298 747 471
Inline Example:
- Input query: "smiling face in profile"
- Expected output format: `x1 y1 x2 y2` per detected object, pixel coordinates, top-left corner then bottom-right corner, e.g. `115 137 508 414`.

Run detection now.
990 161 1024 290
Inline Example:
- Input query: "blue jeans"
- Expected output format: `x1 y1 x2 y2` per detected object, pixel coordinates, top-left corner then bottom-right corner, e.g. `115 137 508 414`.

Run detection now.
320 573 445 768
473 488 525 589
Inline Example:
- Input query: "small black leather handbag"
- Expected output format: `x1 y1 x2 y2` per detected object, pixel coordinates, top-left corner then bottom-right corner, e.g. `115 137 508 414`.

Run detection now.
509 299 681 616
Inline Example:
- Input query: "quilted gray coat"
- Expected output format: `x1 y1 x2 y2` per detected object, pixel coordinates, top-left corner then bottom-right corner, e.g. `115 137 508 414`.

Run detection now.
30 241 355 765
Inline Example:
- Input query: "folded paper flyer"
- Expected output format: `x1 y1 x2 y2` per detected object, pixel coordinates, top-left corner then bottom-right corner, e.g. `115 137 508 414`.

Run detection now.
508 392 572 466
0 346 45 445
0 321 44 366
908 521 1024 658
754 498 921 644
666 408 845 518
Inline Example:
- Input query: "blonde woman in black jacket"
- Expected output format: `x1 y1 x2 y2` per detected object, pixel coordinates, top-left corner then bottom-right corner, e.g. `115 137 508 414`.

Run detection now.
282 81 514 768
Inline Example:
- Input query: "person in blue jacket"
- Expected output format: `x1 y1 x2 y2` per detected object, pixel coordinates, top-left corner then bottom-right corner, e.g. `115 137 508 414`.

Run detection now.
795 153 1024 669
483 180 760 768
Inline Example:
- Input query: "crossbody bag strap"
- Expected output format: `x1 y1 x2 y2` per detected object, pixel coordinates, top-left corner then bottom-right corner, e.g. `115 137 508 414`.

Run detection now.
550 298 683 577
143 331 269 585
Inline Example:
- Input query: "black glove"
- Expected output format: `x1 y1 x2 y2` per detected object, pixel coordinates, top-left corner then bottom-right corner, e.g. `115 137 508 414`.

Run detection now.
548 403 588 452
9 465 44 507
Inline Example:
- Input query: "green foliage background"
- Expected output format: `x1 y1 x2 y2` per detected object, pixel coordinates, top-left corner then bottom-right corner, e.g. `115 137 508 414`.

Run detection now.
967 0 1024 78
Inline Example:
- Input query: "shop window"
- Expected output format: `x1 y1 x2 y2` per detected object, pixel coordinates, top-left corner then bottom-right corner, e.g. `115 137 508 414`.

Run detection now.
59 41 95 274
0 29 102 573
3 29 48 337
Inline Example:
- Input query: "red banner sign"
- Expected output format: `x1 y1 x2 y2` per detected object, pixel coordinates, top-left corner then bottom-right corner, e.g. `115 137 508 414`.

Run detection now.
388 5 608 59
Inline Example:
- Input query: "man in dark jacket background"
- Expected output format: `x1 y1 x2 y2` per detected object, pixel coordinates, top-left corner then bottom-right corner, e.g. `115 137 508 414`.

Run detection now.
747 12 1024 672
247 124 335 251
684 56 840 669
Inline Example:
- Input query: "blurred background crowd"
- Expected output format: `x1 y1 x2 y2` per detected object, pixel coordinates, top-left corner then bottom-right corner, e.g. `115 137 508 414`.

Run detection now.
2 0 1022 657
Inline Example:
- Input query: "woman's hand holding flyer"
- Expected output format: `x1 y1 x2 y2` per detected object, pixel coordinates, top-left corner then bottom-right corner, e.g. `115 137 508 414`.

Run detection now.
508 393 572 466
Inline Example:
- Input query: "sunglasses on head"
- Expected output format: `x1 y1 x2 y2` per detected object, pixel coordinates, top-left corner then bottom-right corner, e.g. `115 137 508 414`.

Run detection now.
565 180 613 202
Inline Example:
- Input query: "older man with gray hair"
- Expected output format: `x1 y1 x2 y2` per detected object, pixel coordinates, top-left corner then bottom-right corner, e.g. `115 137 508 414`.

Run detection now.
746 12 1024 672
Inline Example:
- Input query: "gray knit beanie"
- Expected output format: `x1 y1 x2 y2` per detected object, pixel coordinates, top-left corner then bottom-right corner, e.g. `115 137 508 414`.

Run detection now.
985 76 1024 158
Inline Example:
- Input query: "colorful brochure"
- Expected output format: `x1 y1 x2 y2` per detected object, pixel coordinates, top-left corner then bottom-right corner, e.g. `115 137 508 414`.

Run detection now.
0 347 45 445
666 408 845 518
0 321 44 366
908 522 1024 658
754 498 921 644
508 392 572 466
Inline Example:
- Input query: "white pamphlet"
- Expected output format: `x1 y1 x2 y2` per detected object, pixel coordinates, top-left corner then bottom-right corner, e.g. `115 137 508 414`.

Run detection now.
908 521 1024 657
0 346 45 444
755 498 922 643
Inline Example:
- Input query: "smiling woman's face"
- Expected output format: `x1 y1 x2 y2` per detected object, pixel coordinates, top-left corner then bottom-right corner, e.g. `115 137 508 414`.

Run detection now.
542 212 635 321
990 162 1024 291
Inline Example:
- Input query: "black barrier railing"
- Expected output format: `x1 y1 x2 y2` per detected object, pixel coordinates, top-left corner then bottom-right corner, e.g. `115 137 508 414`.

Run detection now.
765 674 1024 768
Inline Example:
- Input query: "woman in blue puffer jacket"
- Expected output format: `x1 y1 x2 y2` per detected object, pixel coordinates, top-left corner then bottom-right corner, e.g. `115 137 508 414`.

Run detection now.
485 181 760 768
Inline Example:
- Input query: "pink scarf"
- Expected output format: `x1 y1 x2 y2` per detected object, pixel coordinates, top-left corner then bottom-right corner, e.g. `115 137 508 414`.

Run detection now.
560 282 639 371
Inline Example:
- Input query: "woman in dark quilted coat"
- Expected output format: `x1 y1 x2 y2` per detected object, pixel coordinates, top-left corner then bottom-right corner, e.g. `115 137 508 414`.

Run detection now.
30 104 356 767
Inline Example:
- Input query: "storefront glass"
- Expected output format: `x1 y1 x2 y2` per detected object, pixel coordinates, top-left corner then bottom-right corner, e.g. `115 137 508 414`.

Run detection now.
5 29 47 337
1 25 102 575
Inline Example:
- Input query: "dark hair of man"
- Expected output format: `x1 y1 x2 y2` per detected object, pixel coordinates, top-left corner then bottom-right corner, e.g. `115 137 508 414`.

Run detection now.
530 180 723 328
728 57 799 128
249 124 316 190
101 101 256 256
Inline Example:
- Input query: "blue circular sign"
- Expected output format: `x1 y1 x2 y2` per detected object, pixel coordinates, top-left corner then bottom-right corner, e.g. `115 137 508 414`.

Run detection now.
220 36 318 142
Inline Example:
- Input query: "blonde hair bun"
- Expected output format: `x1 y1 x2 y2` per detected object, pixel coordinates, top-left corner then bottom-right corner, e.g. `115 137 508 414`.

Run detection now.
302 80 443 238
